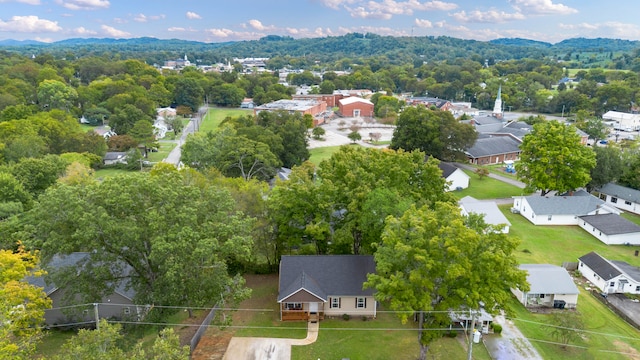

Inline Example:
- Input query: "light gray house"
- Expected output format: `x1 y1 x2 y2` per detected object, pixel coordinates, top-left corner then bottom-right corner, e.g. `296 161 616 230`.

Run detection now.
27 253 146 326
512 193 619 226
439 162 470 191
459 196 511 233
578 214 640 245
578 252 640 295
103 152 128 166
596 183 640 215
512 264 579 309
277 255 376 321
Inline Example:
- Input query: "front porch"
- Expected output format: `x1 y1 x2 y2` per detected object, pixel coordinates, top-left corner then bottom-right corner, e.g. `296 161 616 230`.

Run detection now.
280 302 325 322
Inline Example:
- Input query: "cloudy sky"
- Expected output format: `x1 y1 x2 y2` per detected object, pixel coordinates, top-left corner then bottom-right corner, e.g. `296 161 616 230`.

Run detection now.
1 0 639 43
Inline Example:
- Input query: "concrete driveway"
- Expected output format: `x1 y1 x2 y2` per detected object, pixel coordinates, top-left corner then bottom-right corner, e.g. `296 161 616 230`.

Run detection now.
222 321 318 360
483 313 543 360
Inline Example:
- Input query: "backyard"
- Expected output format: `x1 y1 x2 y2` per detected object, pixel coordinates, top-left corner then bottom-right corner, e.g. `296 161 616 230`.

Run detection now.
199 107 252 133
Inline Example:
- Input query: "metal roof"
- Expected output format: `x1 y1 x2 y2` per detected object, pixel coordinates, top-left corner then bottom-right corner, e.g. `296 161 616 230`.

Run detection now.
520 264 579 295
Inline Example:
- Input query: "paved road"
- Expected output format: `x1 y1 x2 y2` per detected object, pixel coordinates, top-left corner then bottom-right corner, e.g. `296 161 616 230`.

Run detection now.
162 108 205 166
454 162 527 189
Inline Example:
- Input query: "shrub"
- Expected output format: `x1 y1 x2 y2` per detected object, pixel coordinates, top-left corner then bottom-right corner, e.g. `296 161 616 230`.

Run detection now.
444 331 458 338
491 323 502 334
342 314 350 321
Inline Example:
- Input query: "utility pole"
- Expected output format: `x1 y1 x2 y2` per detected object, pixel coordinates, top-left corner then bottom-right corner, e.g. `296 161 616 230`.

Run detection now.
94 303 100 330
466 310 477 360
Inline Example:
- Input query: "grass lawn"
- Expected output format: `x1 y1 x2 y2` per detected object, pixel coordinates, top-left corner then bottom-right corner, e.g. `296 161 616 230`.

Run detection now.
94 167 131 179
308 145 350 165
147 141 176 162
452 170 527 200
621 212 640 226
217 274 493 360
199 107 252 134
500 204 640 265
507 287 640 360
34 329 77 358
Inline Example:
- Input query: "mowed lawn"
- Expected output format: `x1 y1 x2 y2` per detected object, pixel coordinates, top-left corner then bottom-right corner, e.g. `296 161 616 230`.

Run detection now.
220 274 492 360
308 145 349 165
199 107 252 133
452 170 527 200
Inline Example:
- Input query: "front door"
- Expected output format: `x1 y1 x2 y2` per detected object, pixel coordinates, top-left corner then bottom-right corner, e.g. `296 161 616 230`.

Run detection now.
309 302 318 314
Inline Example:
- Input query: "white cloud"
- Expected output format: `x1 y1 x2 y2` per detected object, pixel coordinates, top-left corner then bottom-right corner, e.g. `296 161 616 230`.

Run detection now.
186 11 202 20
247 19 275 31
101 24 129 38
509 0 577 15
0 15 62 33
56 0 110 10
558 21 640 40
347 0 457 19
0 0 41 5
451 10 525 23
73 26 97 35
414 18 433 28
168 26 196 32
134 13 165 23
317 0 357 10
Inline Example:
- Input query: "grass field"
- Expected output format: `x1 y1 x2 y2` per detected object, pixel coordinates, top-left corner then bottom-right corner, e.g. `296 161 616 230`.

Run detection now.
308 145 350 165
199 107 252 133
452 170 527 200
147 141 176 162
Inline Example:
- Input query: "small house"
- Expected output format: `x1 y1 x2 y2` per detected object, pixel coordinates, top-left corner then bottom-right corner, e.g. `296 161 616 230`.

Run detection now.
459 196 511 233
438 162 470 191
277 255 376 321
578 252 640 294
578 214 640 245
103 152 128 166
512 194 618 226
512 264 579 309
338 97 374 118
596 183 640 215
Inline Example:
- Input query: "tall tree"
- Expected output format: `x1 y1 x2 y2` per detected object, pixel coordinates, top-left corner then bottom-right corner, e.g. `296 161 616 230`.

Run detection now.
365 203 527 360
588 146 623 190
516 120 596 195
28 171 253 314
0 244 52 359
174 77 204 113
36 79 77 111
390 105 477 161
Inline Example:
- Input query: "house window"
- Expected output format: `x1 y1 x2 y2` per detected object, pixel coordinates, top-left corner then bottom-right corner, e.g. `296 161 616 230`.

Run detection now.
548 215 552 221
610 282 615 287
625 200 632 206
123 307 131 315
331 297 340 309
285 303 303 310
636 286 640 292
599 194 607 200
356 297 366 308
539 294 545 299
580 263 583 267
611 197 618 204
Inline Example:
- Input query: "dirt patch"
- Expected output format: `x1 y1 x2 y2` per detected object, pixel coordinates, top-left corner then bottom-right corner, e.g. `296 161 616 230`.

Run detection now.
613 339 640 360
191 274 280 360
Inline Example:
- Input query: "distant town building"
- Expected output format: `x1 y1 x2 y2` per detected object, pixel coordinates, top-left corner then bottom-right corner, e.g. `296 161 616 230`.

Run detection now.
492 85 503 119
254 99 328 126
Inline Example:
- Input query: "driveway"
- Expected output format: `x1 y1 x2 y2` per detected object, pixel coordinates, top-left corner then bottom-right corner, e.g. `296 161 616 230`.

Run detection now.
222 321 318 360
483 313 543 360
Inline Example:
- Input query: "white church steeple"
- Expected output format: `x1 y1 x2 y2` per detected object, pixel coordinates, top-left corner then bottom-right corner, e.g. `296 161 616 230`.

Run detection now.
492 85 503 119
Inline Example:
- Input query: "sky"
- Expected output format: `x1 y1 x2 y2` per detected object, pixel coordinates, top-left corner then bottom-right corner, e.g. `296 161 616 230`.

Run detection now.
1 0 640 44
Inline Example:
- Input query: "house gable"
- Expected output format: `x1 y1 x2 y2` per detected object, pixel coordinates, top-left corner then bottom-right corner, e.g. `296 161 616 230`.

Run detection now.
578 252 621 281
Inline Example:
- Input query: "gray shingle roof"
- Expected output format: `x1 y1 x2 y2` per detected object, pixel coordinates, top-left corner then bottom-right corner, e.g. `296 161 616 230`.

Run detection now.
578 252 621 281
599 183 640 204
26 252 136 300
278 255 375 302
611 261 640 282
524 195 605 215
438 162 458 178
465 136 521 158
519 264 579 295
579 214 640 235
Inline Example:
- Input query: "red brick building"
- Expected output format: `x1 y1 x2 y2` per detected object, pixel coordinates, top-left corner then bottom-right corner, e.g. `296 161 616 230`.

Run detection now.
338 97 374 117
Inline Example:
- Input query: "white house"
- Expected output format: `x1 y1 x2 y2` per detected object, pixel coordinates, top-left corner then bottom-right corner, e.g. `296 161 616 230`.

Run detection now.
602 111 640 132
512 194 618 226
512 264 579 309
578 252 640 295
438 162 470 191
459 196 511 233
103 152 128 166
578 214 640 245
596 183 640 215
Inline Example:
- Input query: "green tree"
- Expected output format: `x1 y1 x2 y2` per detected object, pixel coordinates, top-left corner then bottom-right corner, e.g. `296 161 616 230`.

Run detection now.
29 171 253 312
211 83 246 107
311 126 326 140
390 106 477 161
347 130 362 143
516 120 596 195
109 104 149 135
548 312 584 349
10 155 69 196
588 146 623 190
365 203 527 360
82 107 111 126
128 120 157 151
174 77 204 113
576 116 608 146
256 111 309 168
0 244 52 359
36 79 78 111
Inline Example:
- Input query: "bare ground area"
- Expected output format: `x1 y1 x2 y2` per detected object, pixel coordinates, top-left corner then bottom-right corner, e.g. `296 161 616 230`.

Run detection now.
613 339 640 360
191 274 279 360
